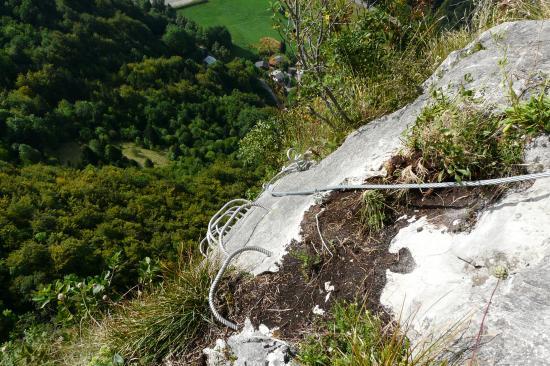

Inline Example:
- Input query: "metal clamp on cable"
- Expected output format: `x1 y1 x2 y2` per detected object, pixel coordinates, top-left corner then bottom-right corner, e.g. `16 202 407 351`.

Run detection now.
263 148 315 190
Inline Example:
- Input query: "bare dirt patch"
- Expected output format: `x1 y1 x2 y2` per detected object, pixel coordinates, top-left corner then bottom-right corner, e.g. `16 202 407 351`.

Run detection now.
216 181 507 343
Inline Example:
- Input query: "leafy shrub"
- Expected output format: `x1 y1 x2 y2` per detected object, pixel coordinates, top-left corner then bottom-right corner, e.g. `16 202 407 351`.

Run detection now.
239 117 285 169
405 97 522 182
0 323 67 366
32 253 121 326
16 143 43 165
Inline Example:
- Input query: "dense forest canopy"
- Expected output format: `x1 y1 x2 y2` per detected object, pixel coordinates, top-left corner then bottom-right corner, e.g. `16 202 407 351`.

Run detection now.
0 0 274 341
0 0 275 167
1 0 547 363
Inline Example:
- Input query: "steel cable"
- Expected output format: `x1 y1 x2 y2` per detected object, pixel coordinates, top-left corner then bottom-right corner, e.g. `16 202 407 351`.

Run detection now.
202 149 310 329
269 171 550 197
208 246 273 330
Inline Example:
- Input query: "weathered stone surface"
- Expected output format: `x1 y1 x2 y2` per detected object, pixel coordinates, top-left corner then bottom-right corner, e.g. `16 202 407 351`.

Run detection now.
381 166 550 364
379 21 550 364
525 134 550 173
209 20 550 365
203 319 297 366
424 21 550 107
222 20 550 276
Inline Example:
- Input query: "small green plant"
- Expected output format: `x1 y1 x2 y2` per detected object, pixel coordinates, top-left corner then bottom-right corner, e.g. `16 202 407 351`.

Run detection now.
298 302 448 366
32 252 121 326
501 93 550 136
359 190 388 235
492 265 509 280
290 249 322 281
137 256 161 287
84 346 124 366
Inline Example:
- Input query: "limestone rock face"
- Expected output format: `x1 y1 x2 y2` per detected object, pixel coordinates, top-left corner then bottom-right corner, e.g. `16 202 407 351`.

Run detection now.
525 134 550 173
203 319 297 366
380 21 550 364
206 20 550 365
381 141 550 364
224 20 550 275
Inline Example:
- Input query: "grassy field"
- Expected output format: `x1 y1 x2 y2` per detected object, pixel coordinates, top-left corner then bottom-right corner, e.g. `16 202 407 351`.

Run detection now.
121 143 170 167
178 0 279 57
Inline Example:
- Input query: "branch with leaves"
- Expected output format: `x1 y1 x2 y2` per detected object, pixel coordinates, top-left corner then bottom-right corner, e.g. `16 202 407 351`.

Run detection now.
272 0 354 126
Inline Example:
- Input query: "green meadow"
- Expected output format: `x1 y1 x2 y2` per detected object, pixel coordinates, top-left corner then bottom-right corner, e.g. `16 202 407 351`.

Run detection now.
178 0 280 57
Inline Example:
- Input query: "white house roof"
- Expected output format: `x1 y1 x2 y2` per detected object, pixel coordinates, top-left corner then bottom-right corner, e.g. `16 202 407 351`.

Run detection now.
204 55 217 65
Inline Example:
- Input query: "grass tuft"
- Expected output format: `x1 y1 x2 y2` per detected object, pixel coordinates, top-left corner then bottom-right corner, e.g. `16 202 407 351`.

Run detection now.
359 190 388 235
404 97 522 182
290 248 323 281
402 91 549 183
298 302 450 366
502 93 550 136
103 260 213 363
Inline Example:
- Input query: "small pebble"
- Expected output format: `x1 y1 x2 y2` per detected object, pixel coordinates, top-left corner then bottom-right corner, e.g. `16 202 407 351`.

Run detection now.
312 305 325 316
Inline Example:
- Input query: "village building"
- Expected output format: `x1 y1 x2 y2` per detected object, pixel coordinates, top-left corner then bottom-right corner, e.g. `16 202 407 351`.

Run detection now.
254 60 268 69
203 55 217 66
270 69 285 83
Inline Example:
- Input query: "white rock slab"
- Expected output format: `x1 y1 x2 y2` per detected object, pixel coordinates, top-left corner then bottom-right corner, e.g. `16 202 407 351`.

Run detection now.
222 20 550 276
203 319 296 366
381 143 550 364
208 19 550 366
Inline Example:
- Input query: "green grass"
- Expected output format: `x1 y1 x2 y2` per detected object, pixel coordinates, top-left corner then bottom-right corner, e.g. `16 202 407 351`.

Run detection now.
402 92 550 183
121 142 169 168
298 302 451 366
405 96 520 182
178 0 280 57
359 191 388 235
104 259 213 363
0 259 214 366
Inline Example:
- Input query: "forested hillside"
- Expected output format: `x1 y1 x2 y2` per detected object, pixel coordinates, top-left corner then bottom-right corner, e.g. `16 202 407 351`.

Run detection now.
0 0 274 167
1 0 547 364
0 0 273 345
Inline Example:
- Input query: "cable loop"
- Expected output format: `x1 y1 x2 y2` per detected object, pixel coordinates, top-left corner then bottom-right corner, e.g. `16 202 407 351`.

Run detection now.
202 147 314 330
